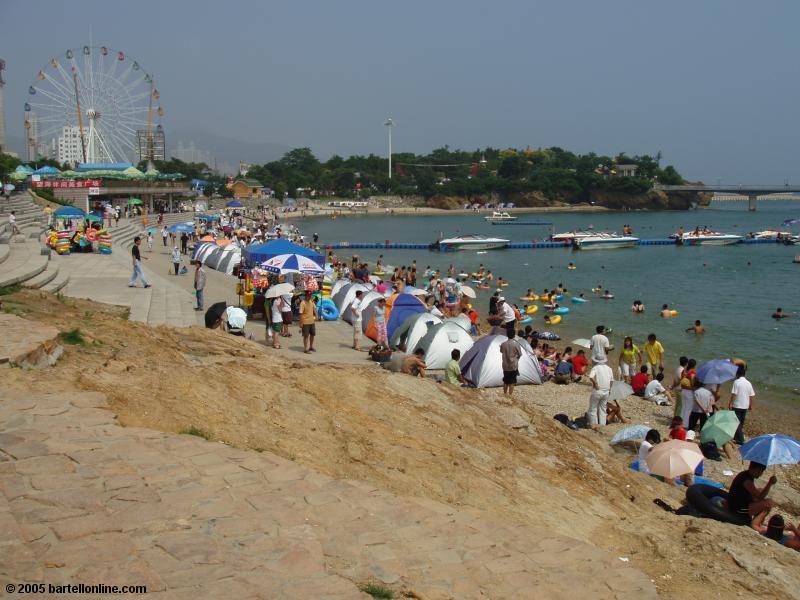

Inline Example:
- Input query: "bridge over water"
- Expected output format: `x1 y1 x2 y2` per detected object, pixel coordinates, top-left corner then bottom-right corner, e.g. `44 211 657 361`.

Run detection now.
654 184 800 210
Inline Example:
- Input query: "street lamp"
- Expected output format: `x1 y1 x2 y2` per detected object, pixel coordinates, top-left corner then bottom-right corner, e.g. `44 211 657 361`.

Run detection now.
384 118 395 179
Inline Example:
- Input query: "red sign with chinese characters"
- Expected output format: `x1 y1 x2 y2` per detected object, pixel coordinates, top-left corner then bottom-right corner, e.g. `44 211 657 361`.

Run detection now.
33 179 101 189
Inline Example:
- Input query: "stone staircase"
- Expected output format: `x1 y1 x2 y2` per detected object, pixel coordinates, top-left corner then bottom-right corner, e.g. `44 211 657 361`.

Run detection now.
0 192 47 242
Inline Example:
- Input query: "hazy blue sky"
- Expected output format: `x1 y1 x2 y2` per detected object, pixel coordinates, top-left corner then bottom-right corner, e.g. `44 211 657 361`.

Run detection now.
2 0 799 181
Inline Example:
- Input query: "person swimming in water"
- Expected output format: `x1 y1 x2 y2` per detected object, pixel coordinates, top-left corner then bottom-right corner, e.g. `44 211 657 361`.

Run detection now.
661 304 672 318
632 300 645 313
686 320 705 334
772 307 790 319
601 290 614 299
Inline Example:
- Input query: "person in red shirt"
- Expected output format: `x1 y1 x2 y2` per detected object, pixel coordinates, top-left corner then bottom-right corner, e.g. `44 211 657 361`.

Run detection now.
631 366 651 397
669 416 687 441
571 349 588 376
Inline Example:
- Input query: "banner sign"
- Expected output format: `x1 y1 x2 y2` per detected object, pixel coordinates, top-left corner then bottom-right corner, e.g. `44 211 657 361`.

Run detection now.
33 179 101 189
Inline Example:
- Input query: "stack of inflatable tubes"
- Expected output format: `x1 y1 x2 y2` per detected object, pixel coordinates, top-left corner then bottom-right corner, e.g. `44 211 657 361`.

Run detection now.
55 231 70 255
317 297 339 321
98 231 112 254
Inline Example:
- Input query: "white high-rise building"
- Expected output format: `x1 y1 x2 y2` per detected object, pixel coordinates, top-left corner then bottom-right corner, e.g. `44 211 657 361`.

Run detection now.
57 126 84 166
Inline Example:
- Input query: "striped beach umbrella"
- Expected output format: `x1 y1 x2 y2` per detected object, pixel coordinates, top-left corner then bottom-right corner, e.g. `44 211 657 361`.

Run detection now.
261 253 324 275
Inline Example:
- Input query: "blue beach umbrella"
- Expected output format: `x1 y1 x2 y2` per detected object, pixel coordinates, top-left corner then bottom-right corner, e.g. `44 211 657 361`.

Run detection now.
54 205 85 218
695 359 738 385
739 434 800 466
610 424 651 445
226 200 244 208
167 223 195 233
261 253 324 275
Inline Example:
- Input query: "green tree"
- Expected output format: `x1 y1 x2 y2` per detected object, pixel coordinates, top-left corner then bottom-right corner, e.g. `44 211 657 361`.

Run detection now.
0 152 21 182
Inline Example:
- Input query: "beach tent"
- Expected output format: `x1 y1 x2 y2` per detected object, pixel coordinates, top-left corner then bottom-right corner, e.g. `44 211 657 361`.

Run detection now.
459 334 542 388
33 165 60 175
364 292 426 342
444 314 472 332
329 279 351 299
192 242 217 263
333 282 372 314
226 200 244 208
416 322 474 369
192 242 242 275
389 312 441 351
359 294 385 332
342 290 382 324
244 239 323 267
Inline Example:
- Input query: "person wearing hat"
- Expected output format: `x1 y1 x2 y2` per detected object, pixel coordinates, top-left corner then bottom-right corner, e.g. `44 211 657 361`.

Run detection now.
497 296 516 337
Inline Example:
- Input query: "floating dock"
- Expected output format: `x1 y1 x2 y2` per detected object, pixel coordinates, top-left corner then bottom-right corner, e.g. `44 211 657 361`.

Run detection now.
325 239 783 250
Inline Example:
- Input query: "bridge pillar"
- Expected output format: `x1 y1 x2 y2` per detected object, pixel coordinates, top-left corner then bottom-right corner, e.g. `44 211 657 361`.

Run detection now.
747 194 757 211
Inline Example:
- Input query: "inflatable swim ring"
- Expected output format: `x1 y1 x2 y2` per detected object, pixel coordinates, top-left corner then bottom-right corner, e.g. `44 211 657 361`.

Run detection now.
86 229 99 242
525 305 539 315
499 283 509 287
553 307 569 315
684 484 748 526
548 315 562 325
670 310 678 316
571 297 587 303
373 271 386 276
591 287 602 293
519 295 538 301
601 294 615 299
567 265 576 270
555 294 564 301
317 298 340 321
537 331 561 341
519 316 533 324
544 304 556 310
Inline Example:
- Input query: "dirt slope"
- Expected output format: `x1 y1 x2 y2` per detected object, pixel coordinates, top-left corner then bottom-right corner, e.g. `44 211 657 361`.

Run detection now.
3 289 799 599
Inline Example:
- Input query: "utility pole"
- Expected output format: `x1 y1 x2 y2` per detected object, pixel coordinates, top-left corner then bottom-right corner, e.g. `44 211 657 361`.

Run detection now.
384 118 395 179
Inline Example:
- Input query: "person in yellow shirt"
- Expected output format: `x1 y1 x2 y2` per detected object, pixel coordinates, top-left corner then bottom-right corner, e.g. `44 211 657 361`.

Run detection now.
298 291 318 354
643 333 665 375
618 336 641 384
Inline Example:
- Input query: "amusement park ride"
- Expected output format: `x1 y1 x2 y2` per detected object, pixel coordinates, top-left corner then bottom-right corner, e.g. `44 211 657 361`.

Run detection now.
24 45 164 165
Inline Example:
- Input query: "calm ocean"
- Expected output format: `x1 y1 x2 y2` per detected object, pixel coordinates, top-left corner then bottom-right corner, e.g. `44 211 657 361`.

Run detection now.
296 200 800 411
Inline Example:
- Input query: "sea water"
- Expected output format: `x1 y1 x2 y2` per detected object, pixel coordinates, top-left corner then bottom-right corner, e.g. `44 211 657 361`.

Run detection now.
296 200 800 411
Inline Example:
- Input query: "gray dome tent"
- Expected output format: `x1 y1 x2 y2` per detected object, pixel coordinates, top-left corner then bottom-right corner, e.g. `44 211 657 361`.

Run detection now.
459 334 542 388
415 321 474 369
389 312 441 351
333 282 371 313
342 290 382 324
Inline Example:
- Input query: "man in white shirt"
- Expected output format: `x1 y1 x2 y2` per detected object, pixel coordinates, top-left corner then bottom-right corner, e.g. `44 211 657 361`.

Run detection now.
497 297 516 336
644 373 672 406
728 365 755 444
587 362 614 427
9 211 19 235
590 325 610 365
689 383 715 432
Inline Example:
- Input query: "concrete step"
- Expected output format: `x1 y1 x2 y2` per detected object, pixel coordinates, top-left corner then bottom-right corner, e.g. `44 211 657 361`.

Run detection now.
41 270 69 294
22 263 59 289
0 245 9 265
0 242 49 288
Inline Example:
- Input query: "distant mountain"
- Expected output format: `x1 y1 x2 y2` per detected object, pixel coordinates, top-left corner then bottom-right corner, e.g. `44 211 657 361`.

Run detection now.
166 129 290 173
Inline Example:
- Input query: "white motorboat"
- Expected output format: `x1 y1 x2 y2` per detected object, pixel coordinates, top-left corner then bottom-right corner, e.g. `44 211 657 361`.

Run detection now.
753 229 791 240
573 234 639 250
432 234 510 251
551 230 594 243
677 231 743 246
484 211 517 222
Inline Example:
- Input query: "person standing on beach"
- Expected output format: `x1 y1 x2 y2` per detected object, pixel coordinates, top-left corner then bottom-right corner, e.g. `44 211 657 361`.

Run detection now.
146 231 154 252
299 291 317 354
728 365 755 445
618 336 640 383
193 260 206 311
590 325 610 365
374 298 388 346
643 333 665 375
128 237 151 288
500 329 522 397
351 290 364 351
497 297 516 336
8 211 19 235
162 225 169 247
171 246 181 275
587 360 613 428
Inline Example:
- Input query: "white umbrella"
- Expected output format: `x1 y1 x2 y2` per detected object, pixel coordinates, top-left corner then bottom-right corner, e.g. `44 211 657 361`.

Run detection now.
443 277 457 284
225 307 248 329
264 283 295 299
407 288 428 296
571 338 591 349
608 380 633 402
460 285 477 298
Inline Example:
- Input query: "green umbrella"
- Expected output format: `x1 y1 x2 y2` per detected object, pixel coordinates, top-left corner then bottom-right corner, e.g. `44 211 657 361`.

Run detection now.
127 198 143 206
84 214 103 223
700 410 740 447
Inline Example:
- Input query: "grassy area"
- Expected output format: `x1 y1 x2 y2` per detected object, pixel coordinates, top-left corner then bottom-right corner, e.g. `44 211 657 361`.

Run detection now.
359 584 394 599
0 284 21 296
61 328 86 345
181 425 212 440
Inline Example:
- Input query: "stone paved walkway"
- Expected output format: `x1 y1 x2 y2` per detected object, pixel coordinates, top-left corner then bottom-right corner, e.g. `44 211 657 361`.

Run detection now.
0 392 655 599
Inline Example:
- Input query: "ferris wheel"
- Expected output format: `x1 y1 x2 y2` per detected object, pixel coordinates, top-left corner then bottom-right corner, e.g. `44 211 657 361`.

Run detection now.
24 45 163 164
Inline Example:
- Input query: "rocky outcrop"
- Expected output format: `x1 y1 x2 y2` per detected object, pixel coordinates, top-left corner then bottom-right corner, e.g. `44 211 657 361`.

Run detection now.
588 190 712 210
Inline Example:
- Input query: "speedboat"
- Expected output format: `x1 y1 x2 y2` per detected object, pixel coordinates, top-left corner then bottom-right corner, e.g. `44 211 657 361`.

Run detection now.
753 229 791 240
676 231 743 246
573 233 639 250
551 230 594 243
431 234 510 251
484 211 517 222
